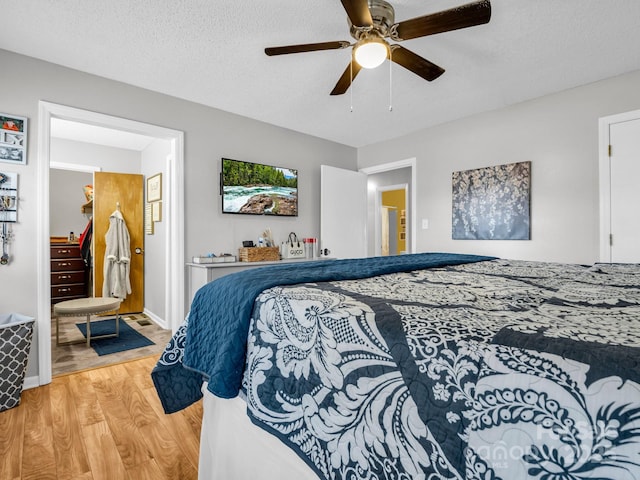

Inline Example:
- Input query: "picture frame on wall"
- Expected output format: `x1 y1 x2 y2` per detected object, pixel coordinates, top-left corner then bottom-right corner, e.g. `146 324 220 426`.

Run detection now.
147 173 162 202
0 113 28 165
452 161 531 240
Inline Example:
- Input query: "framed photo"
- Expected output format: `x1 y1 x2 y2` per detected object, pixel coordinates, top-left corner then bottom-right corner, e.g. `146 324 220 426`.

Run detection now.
147 173 162 202
0 113 28 165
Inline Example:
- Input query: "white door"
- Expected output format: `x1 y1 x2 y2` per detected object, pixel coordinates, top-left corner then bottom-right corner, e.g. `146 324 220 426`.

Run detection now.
320 165 367 259
610 117 640 262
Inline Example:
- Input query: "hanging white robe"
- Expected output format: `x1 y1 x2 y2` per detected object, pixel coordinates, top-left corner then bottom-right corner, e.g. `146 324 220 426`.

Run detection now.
102 209 132 300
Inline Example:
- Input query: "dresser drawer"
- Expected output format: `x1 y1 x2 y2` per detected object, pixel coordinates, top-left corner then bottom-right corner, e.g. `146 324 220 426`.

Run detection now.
51 270 85 285
50 241 87 304
51 244 81 259
51 258 85 272
51 283 86 299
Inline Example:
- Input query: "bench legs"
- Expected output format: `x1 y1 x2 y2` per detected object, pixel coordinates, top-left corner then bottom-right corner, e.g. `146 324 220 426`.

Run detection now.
56 310 120 347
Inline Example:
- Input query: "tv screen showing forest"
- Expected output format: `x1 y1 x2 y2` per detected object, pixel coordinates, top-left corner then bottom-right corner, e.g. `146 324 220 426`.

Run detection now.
221 158 298 216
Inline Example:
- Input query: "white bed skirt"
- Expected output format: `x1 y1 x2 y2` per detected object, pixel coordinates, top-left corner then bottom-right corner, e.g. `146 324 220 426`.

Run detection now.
199 384 319 480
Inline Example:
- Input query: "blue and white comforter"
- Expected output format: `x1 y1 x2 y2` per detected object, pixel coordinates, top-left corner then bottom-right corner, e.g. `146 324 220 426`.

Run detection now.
153 257 640 479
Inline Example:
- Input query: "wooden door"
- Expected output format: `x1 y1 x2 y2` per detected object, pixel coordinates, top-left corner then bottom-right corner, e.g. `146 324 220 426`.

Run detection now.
93 172 144 314
610 117 640 263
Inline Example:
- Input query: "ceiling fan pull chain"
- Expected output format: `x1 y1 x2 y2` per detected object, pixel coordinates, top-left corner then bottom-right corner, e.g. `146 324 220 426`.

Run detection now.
389 49 393 112
350 59 354 112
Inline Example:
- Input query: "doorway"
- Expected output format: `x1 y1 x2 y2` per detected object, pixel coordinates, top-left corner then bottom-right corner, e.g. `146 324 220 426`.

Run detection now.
49 164 167 376
319 159 416 259
379 185 408 256
361 158 416 257
36 102 185 386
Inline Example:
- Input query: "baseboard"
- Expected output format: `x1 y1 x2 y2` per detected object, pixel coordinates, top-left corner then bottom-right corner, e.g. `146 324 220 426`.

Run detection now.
143 308 168 330
23 375 40 390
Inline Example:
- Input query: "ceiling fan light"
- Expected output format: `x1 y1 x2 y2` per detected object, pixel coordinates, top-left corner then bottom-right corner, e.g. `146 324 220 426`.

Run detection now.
354 38 388 69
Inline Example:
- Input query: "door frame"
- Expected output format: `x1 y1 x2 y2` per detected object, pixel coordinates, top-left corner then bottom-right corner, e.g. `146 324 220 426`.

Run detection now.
37 101 185 386
598 108 640 262
361 158 417 255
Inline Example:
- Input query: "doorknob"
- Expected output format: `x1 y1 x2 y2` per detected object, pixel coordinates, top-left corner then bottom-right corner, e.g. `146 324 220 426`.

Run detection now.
134 247 144 254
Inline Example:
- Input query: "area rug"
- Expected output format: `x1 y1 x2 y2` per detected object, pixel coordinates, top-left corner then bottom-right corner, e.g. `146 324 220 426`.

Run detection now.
76 318 155 356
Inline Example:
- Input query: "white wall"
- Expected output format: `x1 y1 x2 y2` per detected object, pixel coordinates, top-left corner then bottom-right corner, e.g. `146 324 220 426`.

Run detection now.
358 69 640 265
51 137 142 173
187 124 355 257
49 137 143 238
141 139 171 323
0 48 356 383
49 169 92 237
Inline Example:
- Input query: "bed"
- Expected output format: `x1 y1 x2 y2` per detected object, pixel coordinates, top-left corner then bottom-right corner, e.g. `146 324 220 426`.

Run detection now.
152 253 640 480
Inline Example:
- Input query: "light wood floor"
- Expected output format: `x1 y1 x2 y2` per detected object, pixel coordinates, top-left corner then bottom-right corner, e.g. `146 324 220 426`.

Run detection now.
0 355 202 480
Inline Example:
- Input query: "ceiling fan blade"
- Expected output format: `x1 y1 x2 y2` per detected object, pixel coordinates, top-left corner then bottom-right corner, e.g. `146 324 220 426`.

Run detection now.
391 0 491 41
340 0 373 28
330 60 363 95
390 46 445 82
265 41 351 56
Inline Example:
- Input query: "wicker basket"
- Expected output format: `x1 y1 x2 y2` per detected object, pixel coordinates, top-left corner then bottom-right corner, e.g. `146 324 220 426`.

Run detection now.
238 246 280 262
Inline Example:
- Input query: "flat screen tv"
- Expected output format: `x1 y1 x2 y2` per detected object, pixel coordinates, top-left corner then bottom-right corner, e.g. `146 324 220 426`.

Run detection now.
221 158 298 216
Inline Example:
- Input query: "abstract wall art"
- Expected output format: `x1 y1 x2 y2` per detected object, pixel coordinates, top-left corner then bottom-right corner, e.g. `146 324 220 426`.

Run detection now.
452 161 531 240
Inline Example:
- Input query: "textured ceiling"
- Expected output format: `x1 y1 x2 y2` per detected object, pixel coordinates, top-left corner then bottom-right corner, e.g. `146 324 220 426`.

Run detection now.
2 1 640 147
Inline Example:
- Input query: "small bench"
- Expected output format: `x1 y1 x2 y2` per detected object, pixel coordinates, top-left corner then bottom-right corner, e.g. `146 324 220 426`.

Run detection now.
54 297 122 347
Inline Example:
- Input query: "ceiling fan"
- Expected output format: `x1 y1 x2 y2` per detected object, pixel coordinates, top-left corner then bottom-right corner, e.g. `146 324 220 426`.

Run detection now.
265 0 491 95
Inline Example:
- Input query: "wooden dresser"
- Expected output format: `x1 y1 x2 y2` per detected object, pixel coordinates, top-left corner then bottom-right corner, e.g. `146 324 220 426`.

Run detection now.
51 242 87 304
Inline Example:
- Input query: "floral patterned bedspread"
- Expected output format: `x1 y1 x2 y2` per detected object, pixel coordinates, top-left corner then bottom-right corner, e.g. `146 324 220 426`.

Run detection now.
242 259 640 480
